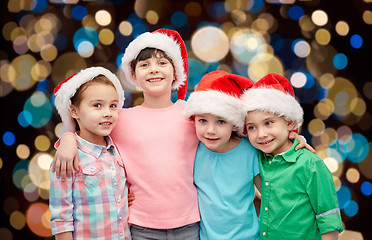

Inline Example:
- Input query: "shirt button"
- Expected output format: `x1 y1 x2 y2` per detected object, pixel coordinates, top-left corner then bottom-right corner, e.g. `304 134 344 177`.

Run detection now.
265 207 268 211
120 232 123 236
114 182 117 186
119 216 122 220
91 168 95 172
111 166 115 170
263 232 266 236
265 182 269 186
117 199 121 203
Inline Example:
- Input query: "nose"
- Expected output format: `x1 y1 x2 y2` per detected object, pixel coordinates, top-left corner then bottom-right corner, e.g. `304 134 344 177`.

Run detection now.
257 127 267 138
103 107 112 118
149 63 159 73
206 123 216 134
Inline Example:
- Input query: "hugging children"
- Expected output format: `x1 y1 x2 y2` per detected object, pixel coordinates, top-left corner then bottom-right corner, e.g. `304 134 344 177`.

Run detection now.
241 73 343 240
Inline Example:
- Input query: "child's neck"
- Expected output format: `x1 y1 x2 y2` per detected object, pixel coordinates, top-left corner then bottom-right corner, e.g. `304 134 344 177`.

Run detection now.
141 92 174 109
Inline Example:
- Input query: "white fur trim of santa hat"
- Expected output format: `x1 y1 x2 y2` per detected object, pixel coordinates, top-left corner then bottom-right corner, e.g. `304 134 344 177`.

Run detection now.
241 87 304 130
54 66 125 132
184 90 245 135
121 30 187 91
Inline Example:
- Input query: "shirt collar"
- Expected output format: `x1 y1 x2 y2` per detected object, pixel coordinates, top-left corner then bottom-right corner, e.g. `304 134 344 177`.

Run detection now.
262 139 300 163
75 132 116 158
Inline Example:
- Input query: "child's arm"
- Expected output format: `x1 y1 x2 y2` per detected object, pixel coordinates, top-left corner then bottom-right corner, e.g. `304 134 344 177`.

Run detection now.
253 174 262 193
321 230 339 240
128 190 135 206
51 133 79 179
55 232 73 240
49 164 75 238
289 131 316 153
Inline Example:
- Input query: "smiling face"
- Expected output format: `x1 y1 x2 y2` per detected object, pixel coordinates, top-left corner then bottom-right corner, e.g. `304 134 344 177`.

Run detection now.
132 49 175 100
194 113 239 153
70 82 119 146
245 111 295 156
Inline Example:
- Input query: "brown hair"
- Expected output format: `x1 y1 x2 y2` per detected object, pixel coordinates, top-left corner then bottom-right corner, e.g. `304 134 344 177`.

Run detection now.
70 75 115 107
130 48 174 73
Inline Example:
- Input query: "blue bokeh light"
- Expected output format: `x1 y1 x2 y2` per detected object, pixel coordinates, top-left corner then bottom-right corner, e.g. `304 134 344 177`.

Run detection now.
171 11 188 28
3 131 16 146
18 111 33 127
360 181 372 196
346 133 369 163
350 34 363 49
288 5 304 21
337 185 351 209
73 27 99 53
343 200 359 217
333 53 348 70
72 6 88 21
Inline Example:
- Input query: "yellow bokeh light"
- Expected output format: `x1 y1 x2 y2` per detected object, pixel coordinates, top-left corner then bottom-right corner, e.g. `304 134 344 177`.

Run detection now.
16 144 30 159
184 2 202 17
119 21 132 36
299 15 316 32
95 10 111 26
99 28 114 45
31 60 52 81
35 135 50 152
146 10 159 25
248 53 284 82
346 168 360 183
362 10 372 24
40 44 58 62
10 211 26 230
335 21 349 36
350 97 367 117
311 10 328 26
319 73 335 89
313 100 334 120
308 118 325 136
191 26 230 62
315 28 331 45
29 153 52 189
323 157 339 173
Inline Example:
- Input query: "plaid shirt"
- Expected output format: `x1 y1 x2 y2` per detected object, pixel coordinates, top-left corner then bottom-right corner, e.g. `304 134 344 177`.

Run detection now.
49 133 131 240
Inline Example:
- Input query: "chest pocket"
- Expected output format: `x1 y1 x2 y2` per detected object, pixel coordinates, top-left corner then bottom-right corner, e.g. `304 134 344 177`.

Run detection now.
81 165 103 188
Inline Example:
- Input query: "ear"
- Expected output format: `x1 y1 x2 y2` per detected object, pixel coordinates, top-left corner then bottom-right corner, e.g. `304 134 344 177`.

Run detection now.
70 105 79 119
287 121 296 131
232 125 239 132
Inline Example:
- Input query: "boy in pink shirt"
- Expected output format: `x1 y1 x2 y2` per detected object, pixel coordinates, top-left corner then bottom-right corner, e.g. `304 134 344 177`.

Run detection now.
52 29 200 239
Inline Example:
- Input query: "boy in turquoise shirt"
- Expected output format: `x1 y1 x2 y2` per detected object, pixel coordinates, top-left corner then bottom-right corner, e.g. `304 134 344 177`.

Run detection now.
241 73 343 240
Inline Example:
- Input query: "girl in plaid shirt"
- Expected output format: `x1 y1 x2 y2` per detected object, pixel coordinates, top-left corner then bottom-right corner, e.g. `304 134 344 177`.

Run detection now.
49 67 131 240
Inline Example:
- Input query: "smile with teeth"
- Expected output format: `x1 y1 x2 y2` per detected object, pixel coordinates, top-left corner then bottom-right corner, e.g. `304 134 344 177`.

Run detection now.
148 78 162 82
100 122 111 126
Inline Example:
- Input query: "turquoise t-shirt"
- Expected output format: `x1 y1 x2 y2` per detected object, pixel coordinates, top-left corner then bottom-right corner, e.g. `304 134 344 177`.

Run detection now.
194 138 260 240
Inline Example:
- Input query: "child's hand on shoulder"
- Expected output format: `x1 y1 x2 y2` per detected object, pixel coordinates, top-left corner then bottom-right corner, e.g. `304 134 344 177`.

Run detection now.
289 131 316 153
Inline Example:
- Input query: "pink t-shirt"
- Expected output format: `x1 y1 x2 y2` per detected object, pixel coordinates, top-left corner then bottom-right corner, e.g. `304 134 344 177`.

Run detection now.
110 101 200 229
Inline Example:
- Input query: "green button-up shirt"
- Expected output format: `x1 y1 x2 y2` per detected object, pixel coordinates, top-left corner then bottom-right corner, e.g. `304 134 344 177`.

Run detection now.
259 139 343 240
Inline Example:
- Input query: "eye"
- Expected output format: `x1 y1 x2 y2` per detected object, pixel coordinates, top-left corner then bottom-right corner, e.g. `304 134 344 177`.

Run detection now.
247 125 256 130
198 118 207 124
217 119 226 124
93 103 102 108
265 120 273 126
138 61 148 68
110 103 117 109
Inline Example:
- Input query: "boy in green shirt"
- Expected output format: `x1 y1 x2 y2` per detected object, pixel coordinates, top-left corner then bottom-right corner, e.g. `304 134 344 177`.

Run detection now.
241 73 343 240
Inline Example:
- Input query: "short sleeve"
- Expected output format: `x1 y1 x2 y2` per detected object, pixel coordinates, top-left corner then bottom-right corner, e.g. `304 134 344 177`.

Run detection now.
49 168 75 235
305 158 343 234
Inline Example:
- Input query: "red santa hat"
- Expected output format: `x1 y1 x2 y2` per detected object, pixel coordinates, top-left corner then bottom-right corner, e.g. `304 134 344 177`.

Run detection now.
241 73 303 130
121 28 188 100
54 66 125 132
184 70 253 135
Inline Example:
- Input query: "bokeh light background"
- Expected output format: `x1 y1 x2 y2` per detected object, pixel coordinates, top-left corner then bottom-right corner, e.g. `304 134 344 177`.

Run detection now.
1 0 371 239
